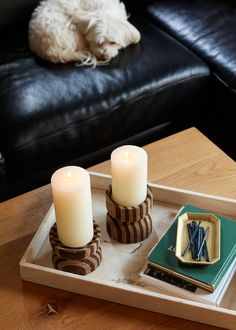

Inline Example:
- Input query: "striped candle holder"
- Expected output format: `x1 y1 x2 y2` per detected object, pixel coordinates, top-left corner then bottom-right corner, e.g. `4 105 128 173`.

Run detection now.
105 185 153 243
49 221 102 275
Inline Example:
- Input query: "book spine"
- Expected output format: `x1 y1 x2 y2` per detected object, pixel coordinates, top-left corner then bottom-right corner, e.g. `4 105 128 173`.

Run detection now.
147 261 213 291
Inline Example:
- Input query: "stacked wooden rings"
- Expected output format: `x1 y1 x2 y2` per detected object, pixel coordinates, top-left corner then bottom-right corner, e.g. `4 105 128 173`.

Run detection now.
106 185 153 243
49 221 102 275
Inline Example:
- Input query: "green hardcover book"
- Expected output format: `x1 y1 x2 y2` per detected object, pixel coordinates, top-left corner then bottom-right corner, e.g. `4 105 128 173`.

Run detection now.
147 204 236 292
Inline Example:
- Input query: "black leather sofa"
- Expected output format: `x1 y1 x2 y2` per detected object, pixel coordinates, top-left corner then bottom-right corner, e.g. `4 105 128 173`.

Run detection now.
0 0 235 201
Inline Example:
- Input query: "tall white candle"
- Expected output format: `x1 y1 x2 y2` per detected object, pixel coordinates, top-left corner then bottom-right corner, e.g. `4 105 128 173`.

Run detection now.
51 166 93 247
111 145 147 207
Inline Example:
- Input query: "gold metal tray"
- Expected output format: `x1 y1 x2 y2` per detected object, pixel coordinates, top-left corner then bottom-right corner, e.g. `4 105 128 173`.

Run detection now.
175 212 220 265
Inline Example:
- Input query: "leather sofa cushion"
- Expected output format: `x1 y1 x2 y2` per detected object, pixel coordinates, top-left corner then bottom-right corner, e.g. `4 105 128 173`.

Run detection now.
0 16 209 180
145 0 236 90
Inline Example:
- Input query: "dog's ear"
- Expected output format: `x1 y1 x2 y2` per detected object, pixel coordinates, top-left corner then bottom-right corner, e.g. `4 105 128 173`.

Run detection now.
85 15 98 34
122 21 141 46
74 12 97 34
128 22 141 44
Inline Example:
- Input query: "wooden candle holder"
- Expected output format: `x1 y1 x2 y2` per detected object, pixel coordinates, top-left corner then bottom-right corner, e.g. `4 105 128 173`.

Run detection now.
49 221 102 275
105 185 153 243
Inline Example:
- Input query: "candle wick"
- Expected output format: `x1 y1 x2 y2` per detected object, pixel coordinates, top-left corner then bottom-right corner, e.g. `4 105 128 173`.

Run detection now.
124 151 130 159
66 171 72 179
66 171 73 183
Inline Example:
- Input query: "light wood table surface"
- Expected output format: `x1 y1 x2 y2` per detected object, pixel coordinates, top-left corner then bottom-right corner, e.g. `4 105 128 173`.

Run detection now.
1 127 236 329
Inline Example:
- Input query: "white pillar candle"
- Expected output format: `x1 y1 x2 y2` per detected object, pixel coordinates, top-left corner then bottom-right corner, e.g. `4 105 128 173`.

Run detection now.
51 166 94 248
111 145 147 207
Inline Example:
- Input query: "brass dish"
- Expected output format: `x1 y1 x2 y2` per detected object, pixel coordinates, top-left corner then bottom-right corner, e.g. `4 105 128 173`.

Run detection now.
175 212 220 265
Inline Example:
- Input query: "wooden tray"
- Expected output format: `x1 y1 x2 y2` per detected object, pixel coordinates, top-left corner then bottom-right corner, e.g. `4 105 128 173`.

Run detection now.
20 173 236 329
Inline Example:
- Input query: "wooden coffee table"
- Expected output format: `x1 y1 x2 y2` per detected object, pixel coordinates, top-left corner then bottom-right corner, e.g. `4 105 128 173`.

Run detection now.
1 127 236 329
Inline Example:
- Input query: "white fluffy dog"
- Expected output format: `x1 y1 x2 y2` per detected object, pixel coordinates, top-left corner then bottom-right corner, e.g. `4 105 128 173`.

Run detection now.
29 0 141 65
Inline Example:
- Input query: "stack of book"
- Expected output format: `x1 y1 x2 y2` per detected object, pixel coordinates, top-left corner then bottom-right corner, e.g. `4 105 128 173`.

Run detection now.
140 204 236 306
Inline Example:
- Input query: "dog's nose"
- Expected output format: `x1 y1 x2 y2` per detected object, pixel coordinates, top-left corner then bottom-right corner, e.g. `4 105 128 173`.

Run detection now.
101 54 108 61
102 49 109 59
100 54 108 61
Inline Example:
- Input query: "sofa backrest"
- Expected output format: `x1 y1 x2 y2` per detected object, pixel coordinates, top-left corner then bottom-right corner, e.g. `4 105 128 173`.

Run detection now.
0 0 39 30
0 0 39 49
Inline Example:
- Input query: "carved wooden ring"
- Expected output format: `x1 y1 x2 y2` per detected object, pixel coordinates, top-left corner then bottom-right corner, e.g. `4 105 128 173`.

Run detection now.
52 246 102 276
49 221 101 260
106 212 152 243
106 185 153 223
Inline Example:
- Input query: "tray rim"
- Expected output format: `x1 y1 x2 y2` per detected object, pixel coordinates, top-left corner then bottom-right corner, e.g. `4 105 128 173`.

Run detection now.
20 172 236 329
